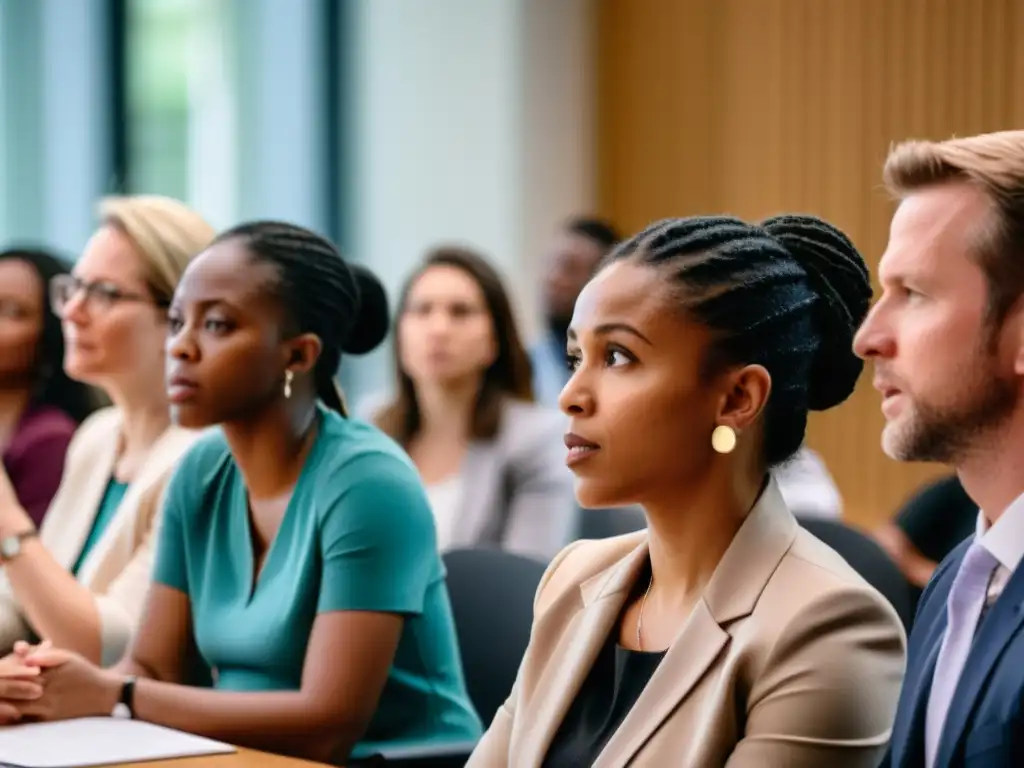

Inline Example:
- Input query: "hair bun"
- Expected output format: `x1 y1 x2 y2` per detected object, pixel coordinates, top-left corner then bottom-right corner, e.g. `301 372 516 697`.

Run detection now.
760 214 873 411
342 264 390 355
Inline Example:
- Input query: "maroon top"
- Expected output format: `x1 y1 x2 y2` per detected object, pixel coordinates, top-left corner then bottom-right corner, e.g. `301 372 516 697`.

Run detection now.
2 405 77 527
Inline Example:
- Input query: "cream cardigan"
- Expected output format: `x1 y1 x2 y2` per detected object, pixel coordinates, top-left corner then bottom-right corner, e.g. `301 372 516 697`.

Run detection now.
0 408 197 665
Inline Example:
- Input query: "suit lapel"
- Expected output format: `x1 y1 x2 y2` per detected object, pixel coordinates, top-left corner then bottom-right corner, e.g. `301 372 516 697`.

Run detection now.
934 559 1024 766
894 632 942 767
74 470 145 583
451 441 501 548
515 542 649 767
595 479 797 767
75 426 193 582
44 423 119 570
595 602 728 767
888 555 960 768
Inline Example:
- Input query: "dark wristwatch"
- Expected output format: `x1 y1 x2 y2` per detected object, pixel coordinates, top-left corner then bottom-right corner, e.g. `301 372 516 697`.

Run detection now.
112 676 137 719
0 529 37 562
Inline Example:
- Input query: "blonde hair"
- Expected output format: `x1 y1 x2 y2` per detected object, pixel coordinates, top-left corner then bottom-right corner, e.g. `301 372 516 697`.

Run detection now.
97 195 216 305
884 130 1024 323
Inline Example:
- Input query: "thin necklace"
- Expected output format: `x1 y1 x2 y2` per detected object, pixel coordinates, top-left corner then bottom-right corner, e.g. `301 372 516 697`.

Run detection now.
636 572 654 650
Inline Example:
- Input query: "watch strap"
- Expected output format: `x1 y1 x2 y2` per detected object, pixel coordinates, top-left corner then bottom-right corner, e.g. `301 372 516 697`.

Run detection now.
120 675 137 717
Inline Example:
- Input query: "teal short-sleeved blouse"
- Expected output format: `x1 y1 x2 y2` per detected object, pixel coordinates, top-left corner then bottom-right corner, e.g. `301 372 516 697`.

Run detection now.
152 405 482 757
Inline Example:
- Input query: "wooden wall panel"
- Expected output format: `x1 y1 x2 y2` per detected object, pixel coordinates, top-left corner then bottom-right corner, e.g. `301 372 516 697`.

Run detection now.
596 0 1024 528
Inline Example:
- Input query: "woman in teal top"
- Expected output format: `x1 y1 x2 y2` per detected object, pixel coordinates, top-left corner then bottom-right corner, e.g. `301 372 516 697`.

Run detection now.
3 222 481 762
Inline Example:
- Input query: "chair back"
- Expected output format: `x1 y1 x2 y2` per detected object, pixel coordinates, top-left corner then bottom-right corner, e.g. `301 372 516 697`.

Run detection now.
797 517 916 630
443 548 547 726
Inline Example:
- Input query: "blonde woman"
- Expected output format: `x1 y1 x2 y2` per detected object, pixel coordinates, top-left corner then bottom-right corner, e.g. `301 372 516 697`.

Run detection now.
0 196 214 666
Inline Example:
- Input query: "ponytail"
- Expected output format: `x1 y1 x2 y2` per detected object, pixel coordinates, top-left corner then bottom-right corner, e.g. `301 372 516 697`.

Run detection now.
315 365 349 417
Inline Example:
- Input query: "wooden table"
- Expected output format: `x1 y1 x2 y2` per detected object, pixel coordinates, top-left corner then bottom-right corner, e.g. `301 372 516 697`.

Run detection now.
113 747 331 768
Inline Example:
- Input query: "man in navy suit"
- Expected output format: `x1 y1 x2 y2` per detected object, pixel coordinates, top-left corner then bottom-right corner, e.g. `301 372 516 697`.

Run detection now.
854 130 1024 767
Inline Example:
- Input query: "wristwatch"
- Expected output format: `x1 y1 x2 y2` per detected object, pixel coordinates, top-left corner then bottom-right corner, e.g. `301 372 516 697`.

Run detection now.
111 676 137 719
0 530 37 562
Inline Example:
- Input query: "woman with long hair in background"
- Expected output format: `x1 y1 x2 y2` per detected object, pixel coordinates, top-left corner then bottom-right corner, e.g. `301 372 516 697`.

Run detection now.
0 248 98 525
373 247 576 561
0 196 213 666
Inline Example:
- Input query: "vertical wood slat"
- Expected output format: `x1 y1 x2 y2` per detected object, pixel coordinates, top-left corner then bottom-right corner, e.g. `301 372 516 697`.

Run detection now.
596 0 1023 527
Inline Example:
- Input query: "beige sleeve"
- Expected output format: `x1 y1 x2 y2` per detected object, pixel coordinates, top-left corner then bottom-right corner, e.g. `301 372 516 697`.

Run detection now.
725 585 907 768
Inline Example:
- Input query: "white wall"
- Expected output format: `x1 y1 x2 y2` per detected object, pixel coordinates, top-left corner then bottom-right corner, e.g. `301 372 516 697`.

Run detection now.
348 0 596 397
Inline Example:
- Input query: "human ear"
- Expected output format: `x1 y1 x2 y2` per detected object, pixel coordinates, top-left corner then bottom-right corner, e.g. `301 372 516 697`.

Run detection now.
283 333 323 377
714 364 772 433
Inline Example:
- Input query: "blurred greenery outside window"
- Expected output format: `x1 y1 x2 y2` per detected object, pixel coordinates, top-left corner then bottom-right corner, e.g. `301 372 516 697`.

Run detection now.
126 0 236 226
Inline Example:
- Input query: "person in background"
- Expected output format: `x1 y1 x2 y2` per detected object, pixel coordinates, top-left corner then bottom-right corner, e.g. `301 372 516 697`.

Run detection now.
0 248 98 525
3 222 481 763
0 195 212 665
531 217 620 406
468 214 905 767
873 475 977 593
772 443 845 520
373 246 576 562
857 131 1024 768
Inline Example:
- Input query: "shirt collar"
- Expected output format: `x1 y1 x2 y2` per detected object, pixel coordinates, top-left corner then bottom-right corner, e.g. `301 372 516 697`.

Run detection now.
976 490 1024 573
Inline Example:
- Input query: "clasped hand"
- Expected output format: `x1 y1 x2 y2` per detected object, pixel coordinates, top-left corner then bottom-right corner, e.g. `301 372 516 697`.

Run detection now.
0 640 118 725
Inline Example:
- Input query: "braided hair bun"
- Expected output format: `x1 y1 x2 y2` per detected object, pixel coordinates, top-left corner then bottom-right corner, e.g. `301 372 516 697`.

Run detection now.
761 214 872 410
344 264 390 355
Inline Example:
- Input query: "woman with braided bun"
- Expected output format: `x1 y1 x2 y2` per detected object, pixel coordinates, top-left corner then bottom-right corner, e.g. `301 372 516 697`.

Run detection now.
4 222 481 763
468 215 906 767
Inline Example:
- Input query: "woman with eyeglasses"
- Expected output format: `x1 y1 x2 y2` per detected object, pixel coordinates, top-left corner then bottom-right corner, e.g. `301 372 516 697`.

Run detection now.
0 248 99 527
0 196 214 669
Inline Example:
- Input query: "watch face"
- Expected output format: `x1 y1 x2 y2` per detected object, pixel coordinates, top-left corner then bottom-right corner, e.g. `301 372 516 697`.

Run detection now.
0 537 19 560
112 702 131 719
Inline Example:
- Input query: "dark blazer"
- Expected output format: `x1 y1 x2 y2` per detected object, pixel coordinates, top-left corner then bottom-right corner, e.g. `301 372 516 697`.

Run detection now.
881 536 1024 767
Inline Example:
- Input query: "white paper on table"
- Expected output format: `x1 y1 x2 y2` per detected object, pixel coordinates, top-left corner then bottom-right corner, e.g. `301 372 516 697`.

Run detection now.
0 717 236 767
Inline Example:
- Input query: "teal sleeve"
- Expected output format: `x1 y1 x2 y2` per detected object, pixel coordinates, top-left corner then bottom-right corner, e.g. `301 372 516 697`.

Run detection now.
317 452 438 615
152 461 191 594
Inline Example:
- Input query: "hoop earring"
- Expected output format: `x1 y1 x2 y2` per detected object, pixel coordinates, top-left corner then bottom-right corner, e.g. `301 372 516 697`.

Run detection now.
283 370 294 400
711 425 737 454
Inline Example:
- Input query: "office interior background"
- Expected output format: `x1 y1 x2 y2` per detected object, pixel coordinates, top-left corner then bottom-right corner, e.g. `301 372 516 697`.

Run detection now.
1 0 1022 527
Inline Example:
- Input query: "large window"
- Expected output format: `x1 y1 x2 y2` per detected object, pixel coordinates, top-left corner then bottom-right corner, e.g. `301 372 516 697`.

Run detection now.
124 0 237 228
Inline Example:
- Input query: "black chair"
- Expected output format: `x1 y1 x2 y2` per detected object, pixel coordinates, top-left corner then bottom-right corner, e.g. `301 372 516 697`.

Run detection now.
578 504 647 539
353 741 481 767
443 547 547 726
351 549 546 767
797 517 916 631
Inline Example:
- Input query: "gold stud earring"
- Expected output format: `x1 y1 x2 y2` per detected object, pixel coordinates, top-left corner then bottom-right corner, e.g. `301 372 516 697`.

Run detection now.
711 425 737 454
283 370 294 400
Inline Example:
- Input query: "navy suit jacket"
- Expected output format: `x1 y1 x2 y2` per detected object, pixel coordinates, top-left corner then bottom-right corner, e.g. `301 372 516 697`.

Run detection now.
881 536 1024 767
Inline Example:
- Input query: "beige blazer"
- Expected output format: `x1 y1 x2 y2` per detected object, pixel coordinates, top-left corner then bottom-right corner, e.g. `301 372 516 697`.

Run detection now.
0 408 197 665
468 479 907 768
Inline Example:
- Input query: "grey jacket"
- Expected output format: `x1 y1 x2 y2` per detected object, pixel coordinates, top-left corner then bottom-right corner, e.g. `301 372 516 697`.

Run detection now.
358 396 577 562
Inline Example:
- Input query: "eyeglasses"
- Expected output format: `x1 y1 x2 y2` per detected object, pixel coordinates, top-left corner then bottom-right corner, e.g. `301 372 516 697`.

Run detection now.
49 274 162 316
